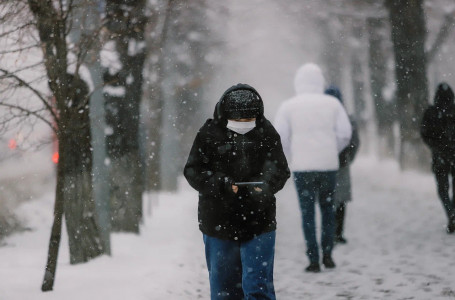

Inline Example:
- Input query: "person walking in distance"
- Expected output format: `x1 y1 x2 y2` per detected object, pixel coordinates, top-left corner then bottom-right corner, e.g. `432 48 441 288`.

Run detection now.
325 85 360 244
275 63 352 272
421 82 455 234
184 83 290 299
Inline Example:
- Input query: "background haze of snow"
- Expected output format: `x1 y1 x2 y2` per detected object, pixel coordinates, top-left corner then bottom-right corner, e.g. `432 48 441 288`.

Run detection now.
1 0 455 299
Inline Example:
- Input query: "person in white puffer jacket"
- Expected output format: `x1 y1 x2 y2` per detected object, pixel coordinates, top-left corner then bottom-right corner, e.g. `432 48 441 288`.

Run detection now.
274 63 352 273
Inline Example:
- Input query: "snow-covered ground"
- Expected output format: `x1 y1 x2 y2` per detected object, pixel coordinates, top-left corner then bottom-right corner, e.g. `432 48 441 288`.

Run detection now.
1 156 455 300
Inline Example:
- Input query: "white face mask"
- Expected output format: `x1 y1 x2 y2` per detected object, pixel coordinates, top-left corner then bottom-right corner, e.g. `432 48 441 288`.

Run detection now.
226 120 256 135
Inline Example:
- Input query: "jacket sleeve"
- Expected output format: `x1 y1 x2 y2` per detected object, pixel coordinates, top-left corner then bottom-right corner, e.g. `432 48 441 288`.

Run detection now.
335 104 352 153
253 125 290 195
183 132 233 195
274 104 292 160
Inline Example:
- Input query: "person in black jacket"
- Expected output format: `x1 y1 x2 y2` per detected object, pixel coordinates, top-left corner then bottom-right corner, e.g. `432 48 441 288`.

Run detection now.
325 86 360 244
184 83 290 300
421 82 455 234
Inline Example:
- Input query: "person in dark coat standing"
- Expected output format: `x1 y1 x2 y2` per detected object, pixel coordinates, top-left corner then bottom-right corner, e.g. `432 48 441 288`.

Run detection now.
184 83 290 300
325 86 360 244
421 82 455 234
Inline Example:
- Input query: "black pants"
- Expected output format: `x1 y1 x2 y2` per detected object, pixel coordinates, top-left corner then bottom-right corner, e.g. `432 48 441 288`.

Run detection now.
433 156 455 222
293 171 336 263
335 203 346 238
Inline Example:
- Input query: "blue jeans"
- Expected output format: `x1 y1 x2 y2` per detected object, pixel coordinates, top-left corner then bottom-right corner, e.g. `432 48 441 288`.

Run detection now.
203 231 276 300
293 171 336 264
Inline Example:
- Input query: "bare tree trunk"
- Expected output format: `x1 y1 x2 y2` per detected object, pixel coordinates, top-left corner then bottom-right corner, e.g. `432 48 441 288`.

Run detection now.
41 159 64 291
386 0 430 170
60 76 104 263
367 16 396 158
317 15 343 87
104 0 146 232
351 22 368 134
160 0 211 191
143 78 163 192
41 76 104 289
142 1 172 192
159 0 185 191
27 1 106 290
69 0 112 254
426 11 455 62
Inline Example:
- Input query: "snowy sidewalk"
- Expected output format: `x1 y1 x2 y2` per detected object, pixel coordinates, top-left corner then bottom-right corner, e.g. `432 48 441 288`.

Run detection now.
1 156 455 299
274 157 455 299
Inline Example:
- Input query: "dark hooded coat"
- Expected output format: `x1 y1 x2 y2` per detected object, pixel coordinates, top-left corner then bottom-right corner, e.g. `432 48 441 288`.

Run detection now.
184 84 290 241
325 86 360 205
421 83 455 166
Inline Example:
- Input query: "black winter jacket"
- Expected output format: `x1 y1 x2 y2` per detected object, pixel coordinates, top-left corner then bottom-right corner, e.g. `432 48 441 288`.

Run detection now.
184 84 290 241
421 83 455 163
339 117 360 168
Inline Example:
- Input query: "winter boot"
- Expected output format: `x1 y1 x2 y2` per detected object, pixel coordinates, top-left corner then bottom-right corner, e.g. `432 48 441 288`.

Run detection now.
446 213 455 233
322 255 336 269
335 235 348 244
305 262 321 273
335 204 347 244
447 221 455 234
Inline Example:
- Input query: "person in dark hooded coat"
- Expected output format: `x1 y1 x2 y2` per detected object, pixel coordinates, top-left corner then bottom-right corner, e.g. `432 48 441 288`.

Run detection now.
325 86 360 244
421 82 455 233
184 83 290 300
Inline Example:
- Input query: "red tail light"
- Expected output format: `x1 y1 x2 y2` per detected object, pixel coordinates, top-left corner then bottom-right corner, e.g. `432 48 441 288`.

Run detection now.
8 139 17 150
52 152 59 164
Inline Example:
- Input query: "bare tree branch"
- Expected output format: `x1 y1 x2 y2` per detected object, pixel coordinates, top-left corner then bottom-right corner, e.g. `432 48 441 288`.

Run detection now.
0 43 40 55
0 61 45 75
73 26 103 79
0 22 35 38
0 102 55 132
63 0 74 23
426 9 455 62
0 68 58 121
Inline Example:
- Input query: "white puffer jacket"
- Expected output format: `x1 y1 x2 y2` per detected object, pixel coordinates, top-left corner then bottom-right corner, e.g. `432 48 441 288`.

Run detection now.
274 63 352 172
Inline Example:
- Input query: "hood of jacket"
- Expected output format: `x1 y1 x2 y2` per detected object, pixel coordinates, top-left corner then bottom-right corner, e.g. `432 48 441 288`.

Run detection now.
213 83 265 126
434 82 455 110
294 63 325 95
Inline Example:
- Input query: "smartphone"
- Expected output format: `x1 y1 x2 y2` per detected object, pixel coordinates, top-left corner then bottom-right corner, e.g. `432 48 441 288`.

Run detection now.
234 182 264 186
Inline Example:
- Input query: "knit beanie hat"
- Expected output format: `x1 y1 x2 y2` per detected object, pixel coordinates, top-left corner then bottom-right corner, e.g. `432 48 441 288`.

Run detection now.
223 89 262 120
